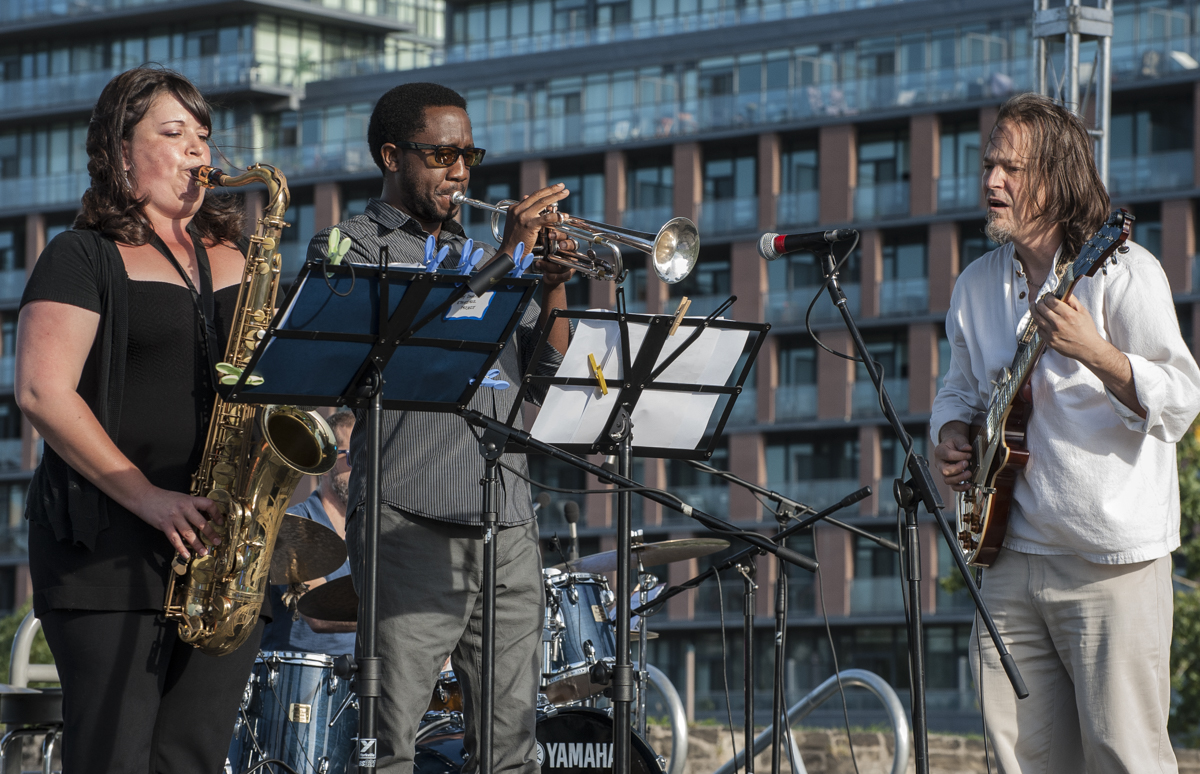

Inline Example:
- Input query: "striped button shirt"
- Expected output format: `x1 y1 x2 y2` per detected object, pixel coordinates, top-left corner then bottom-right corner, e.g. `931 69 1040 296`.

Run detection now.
307 198 562 526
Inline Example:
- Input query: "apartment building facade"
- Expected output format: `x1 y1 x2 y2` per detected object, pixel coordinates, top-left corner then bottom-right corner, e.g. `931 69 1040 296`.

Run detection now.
2 0 1198 731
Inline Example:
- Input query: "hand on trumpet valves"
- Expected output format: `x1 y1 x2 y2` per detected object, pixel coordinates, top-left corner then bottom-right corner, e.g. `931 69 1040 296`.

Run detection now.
498 183 576 288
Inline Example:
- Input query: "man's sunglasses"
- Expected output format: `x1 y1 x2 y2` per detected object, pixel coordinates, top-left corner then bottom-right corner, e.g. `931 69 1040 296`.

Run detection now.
396 141 486 168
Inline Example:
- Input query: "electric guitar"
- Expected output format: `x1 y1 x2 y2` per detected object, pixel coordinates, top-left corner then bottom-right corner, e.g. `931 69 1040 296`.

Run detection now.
955 210 1132 567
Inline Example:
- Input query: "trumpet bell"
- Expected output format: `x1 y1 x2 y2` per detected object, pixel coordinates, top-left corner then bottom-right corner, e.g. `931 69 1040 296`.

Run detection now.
652 217 699 285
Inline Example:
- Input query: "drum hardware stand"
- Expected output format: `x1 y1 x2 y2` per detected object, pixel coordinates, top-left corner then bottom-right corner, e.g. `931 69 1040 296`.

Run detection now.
812 237 1029 774
632 475 887 774
737 559 757 774
633 568 658 740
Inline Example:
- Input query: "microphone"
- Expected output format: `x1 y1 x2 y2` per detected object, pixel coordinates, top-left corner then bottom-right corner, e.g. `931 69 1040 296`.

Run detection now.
563 501 580 562
467 252 516 295
757 229 858 261
532 492 552 514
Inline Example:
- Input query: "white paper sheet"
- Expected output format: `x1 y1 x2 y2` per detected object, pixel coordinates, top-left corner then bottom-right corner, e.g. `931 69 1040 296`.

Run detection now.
530 315 750 449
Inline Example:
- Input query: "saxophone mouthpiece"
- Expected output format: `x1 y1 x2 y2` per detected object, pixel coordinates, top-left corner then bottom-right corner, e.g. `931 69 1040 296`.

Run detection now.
192 165 224 189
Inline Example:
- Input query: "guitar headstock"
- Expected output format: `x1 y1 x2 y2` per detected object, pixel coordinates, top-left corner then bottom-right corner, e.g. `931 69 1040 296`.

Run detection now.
1074 209 1133 281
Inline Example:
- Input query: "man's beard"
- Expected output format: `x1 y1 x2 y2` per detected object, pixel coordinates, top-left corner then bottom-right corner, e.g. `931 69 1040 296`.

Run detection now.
399 165 457 225
331 476 350 507
985 211 1013 244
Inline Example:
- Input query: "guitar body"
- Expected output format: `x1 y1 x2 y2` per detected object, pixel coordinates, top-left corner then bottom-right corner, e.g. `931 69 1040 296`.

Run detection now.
952 209 1132 568
957 383 1032 567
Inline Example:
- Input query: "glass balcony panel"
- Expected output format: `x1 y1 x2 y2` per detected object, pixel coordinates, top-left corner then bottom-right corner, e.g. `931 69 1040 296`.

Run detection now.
0 172 89 212
775 190 819 228
774 383 817 422
660 484 730 525
2 0 408 24
0 439 21 473
1107 151 1194 197
852 377 908 417
700 196 758 236
726 387 757 426
936 175 981 212
0 271 26 307
664 294 731 317
771 479 862 510
878 277 929 316
849 575 905 614
622 205 675 235
853 181 910 220
0 356 13 391
764 283 861 325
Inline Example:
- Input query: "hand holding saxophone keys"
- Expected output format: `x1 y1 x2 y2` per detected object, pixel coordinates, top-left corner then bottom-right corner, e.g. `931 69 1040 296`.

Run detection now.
132 486 224 560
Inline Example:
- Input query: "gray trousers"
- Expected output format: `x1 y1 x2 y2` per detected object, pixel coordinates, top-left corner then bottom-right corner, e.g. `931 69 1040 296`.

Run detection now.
347 504 544 774
970 551 1177 774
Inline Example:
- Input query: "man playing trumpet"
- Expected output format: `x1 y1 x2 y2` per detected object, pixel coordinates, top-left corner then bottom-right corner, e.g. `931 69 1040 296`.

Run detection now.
307 81 573 774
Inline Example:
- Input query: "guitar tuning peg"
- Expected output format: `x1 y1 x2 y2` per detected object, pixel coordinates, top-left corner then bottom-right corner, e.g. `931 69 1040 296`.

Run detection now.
1117 244 1130 254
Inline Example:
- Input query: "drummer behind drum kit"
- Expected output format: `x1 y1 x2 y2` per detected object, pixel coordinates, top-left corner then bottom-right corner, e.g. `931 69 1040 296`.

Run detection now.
225 519 728 774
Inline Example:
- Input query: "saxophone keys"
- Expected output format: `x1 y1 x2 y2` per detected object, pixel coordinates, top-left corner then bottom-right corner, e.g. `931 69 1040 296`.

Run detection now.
256 260 271 275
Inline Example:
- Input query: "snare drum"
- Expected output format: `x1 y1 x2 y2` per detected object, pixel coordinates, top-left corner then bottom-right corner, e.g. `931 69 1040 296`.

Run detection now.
542 570 617 704
414 707 661 774
227 651 357 774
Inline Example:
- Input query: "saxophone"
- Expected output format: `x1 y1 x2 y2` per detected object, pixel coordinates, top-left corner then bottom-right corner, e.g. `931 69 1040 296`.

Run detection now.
164 163 338 656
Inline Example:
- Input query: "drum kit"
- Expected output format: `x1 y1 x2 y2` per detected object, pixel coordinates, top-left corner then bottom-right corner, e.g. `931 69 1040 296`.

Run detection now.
224 519 728 774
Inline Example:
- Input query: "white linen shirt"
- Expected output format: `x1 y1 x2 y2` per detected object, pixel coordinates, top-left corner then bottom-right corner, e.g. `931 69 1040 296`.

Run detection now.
930 240 1200 564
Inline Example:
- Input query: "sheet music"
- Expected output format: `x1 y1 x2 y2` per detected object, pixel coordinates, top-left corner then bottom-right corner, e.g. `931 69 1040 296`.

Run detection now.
531 315 749 449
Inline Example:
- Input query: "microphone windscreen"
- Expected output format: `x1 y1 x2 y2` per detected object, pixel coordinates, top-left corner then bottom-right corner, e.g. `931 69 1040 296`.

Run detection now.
757 232 781 261
535 492 552 509
563 501 581 525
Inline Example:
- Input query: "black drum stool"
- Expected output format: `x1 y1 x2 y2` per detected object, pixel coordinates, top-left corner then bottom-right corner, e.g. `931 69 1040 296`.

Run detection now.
0 612 61 774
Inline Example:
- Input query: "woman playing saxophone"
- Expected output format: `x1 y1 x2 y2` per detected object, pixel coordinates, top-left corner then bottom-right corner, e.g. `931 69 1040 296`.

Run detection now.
14 67 262 773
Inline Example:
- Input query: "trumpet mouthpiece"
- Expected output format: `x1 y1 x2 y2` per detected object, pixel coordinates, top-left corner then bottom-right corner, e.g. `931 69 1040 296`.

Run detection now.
450 191 466 204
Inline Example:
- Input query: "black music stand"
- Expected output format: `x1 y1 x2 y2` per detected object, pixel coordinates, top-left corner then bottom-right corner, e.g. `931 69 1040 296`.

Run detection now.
223 257 538 774
501 294 773 774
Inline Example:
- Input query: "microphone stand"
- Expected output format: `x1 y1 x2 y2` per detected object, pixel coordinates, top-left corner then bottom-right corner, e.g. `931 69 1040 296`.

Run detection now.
812 239 1028 774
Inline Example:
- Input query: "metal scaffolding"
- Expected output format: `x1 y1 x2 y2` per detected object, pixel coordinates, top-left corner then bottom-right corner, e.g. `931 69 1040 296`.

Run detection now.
1034 0 1115 185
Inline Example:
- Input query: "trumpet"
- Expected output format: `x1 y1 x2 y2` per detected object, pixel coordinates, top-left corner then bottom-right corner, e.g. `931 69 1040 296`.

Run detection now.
450 191 699 284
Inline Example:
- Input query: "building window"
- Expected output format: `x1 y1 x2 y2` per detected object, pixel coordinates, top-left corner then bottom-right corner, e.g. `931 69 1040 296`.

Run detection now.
775 337 817 422
879 233 928 316
667 245 730 315
766 432 859 487
1110 98 1194 195
938 118 980 211
0 220 24 273
277 187 314 282
959 221 999 270
778 135 818 227
851 529 903 613
856 128 910 219
1131 201 1162 259
625 151 674 233
854 330 908 417
702 146 757 235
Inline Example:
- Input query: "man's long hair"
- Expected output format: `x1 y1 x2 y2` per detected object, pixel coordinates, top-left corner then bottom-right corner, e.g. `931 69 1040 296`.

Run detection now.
992 93 1110 261
76 66 244 245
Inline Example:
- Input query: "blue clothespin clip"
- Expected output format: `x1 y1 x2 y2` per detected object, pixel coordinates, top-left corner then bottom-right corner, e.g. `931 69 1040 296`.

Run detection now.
456 239 485 274
422 236 449 273
507 242 536 277
469 368 510 390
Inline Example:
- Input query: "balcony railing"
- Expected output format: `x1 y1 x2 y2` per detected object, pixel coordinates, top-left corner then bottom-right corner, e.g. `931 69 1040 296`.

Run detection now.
0 356 13 391
853 181 910 220
936 175 981 213
1 0 412 24
622 205 675 234
1107 151 1194 197
849 575 905 614
725 387 757 426
775 190 819 228
878 277 929 316
774 383 817 422
765 284 861 326
0 172 89 213
665 294 731 317
852 377 908 416
699 197 758 236
770 478 862 510
0 270 27 306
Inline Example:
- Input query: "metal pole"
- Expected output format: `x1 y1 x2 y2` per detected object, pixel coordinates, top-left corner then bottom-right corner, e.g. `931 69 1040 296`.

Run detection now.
740 560 757 774
1097 0 1113 185
613 419 635 774
356 369 383 773
1067 0 1081 111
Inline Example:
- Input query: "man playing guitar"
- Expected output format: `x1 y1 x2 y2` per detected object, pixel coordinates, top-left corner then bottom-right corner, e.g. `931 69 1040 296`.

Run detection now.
932 92 1200 772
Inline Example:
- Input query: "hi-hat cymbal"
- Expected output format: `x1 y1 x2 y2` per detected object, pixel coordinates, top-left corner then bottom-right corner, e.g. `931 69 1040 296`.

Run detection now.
269 514 348 584
296 575 358 622
557 538 729 574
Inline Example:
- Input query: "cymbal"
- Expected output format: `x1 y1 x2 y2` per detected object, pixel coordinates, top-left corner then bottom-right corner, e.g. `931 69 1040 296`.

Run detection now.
269 514 348 584
297 575 358 622
558 538 729 574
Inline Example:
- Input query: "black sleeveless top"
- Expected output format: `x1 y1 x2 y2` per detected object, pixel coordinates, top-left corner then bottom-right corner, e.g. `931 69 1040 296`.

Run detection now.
22 231 242 613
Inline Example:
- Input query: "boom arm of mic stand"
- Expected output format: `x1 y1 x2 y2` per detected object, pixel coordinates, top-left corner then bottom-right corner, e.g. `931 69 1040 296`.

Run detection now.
457 409 817 572
688 461 898 553
632 486 871 616
816 244 1028 701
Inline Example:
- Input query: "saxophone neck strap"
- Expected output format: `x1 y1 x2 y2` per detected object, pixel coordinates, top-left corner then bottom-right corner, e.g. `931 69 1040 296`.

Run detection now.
147 229 221 384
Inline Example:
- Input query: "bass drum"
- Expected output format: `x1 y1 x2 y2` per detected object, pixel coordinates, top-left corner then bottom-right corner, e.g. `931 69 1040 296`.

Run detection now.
414 707 661 774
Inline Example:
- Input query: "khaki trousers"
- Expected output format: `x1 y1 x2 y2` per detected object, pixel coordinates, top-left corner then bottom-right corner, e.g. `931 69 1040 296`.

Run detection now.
970 551 1177 774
